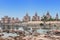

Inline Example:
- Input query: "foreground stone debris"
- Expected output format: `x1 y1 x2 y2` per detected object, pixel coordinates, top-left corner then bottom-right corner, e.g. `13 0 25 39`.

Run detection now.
0 34 60 40
0 29 60 40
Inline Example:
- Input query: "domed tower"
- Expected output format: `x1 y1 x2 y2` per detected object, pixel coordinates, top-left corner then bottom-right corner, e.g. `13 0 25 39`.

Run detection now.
32 12 40 21
15 17 20 23
1 16 11 30
23 13 30 22
46 11 51 20
1 16 11 24
11 17 15 24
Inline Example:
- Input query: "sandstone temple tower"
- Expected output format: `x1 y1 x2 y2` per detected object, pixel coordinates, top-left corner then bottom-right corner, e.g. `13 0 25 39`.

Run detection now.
23 13 30 22
32 12 40 21
46 11 51 20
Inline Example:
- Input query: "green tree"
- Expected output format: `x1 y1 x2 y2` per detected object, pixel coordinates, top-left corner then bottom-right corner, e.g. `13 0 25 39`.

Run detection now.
48 17 54 21
41 15 47 29
40 23 44 26
41 15 47 21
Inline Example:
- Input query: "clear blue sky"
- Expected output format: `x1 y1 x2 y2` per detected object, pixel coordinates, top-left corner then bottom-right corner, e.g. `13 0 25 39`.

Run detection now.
0 0 60 19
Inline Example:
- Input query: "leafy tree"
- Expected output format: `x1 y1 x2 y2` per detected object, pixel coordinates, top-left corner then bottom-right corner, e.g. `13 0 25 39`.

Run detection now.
41 15 47 21
48 17 54 21
40 23 44 26
41 15 48 29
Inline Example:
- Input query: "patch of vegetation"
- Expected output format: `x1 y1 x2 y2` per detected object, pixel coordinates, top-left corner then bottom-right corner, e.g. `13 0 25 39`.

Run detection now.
40 23 44 26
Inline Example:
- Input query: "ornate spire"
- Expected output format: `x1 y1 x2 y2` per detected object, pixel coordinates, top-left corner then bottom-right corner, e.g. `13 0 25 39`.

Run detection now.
56 13 58 16
56 13 58 20
46 11 51 20
35 12 37 16
23 12 30 22
26 12 28 16
46 11 49 15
